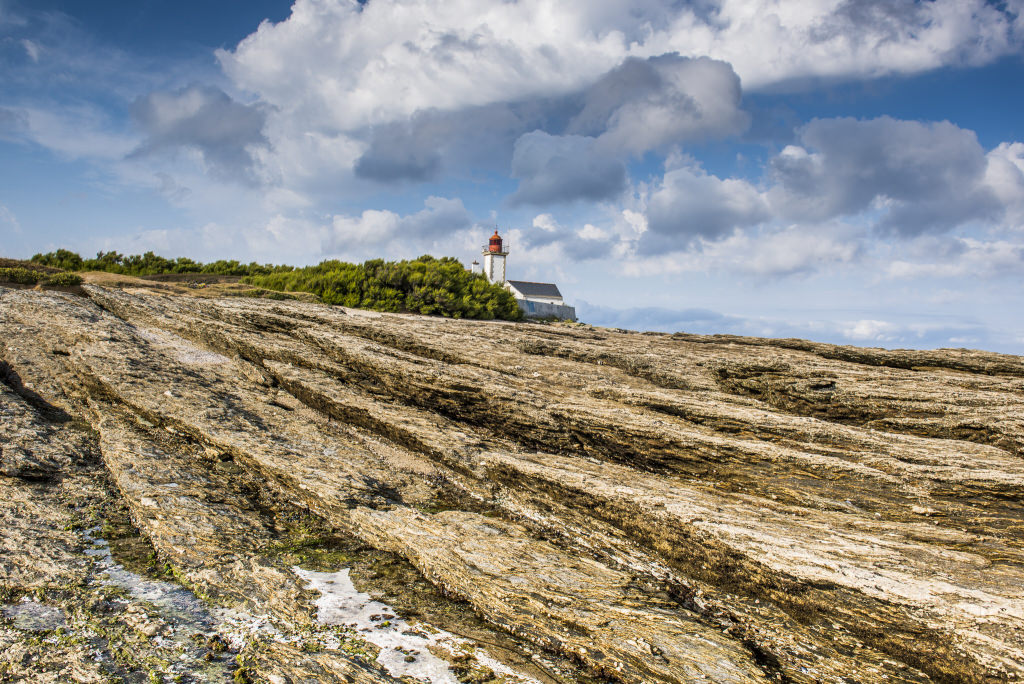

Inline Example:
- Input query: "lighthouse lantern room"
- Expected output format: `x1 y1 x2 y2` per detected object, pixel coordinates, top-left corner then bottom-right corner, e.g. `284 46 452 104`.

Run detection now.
482 229 508 284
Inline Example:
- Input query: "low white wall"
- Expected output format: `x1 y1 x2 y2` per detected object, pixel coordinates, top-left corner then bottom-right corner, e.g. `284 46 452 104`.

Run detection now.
517 300 576 321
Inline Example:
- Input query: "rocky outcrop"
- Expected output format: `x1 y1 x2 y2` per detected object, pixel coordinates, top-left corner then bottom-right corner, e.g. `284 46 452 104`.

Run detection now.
2 283 1022 683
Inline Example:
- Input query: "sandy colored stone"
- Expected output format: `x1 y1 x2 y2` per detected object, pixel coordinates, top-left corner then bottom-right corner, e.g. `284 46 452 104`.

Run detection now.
349 506 769 683
2 283 1023 682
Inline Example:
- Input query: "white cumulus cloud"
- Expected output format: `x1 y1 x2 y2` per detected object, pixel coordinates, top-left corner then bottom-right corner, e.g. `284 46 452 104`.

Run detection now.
323 196 473 255
220 0 1022 133
509 132 627 206
131 85 269 181
642 162 769 248
767 117 1001 234
886 237 1024 279
984 142 1024 228
209 0 1024 210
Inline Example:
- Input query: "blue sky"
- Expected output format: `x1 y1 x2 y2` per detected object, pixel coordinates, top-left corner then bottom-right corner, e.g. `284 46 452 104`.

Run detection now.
2 0 1023 352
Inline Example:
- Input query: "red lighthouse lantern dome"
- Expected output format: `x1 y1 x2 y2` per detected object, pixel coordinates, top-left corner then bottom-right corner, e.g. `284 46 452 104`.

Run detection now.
488 230 503 253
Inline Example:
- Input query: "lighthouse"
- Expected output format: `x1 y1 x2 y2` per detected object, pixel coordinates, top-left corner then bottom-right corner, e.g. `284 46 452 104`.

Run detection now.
471 227 576 320
482 229 507 284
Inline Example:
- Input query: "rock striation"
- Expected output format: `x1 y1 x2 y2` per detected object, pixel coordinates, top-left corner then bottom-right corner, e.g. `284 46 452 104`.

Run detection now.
1 283 1023 683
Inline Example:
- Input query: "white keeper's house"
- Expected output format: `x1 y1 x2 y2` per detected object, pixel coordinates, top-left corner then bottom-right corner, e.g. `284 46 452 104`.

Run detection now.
470 229 576 321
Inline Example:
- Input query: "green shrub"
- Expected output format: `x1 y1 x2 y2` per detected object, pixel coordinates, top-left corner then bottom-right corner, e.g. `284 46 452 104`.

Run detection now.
30 248 83 271
30 249 294 278
42 272 83 287
0 267 83 287
245 255 522 321
0 267 43 284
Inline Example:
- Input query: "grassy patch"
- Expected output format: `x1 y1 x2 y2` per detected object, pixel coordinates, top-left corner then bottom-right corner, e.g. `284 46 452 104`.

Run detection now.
0 267 43 284
43 271 83 287
0 267 83 287
221 288 300 301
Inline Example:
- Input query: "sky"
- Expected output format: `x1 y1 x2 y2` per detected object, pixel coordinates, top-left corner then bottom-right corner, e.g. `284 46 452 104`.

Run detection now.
2 0 1023 353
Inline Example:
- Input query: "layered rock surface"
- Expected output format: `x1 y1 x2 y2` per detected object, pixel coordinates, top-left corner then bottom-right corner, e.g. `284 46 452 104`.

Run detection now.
2 283 1023 683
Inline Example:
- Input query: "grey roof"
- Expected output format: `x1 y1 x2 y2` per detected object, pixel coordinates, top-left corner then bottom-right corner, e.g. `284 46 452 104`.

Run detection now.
507 280 562 298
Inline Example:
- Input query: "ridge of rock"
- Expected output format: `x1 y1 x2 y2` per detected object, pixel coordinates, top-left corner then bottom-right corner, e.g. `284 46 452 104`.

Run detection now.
1 283 1022 683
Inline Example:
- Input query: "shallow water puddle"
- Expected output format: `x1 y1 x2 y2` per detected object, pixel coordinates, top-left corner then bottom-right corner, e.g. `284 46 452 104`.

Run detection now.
295 566 541 684
82 527 259 681
1 601 68 631
84 528 216 629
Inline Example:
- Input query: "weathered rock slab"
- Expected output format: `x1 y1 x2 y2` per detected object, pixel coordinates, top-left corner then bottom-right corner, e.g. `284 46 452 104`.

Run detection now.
2 284 1023 683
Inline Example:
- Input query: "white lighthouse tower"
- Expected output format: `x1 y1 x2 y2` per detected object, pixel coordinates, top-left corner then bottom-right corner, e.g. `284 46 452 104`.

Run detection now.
472 226 576 321
482 229 507 284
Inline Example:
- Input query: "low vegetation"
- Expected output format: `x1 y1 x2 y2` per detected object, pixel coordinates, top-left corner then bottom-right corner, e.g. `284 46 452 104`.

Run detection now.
0 267 83 287
245 255 522 320
23 249 522 320
31 249 292 278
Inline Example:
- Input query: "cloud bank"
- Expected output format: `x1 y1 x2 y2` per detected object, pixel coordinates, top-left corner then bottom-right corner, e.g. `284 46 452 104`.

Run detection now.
3 0 1024 352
